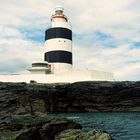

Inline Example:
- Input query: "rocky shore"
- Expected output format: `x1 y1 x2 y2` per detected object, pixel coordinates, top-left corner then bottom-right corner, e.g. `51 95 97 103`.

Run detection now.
0 81 140 140
0 113 113 140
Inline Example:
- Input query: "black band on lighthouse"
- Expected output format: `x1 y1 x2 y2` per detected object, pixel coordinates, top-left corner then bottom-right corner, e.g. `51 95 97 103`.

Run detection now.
45 27 72 41
44 50 72 64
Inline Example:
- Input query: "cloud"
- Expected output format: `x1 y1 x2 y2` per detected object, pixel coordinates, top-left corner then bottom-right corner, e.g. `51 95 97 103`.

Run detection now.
0 0 140 80
114 63 140 80
59 0 137 32
0 27 22 38
0 38 44 73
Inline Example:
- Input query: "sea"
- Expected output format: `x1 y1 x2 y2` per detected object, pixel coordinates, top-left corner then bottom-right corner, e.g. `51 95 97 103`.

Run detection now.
51 112 140 140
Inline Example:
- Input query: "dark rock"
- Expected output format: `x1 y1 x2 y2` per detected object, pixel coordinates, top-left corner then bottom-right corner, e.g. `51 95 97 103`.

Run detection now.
0 113 82 140
0 81 140 113
0 113 112 140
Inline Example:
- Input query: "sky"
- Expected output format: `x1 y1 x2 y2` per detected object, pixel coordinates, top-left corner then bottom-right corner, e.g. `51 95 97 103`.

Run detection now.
0 0 140 81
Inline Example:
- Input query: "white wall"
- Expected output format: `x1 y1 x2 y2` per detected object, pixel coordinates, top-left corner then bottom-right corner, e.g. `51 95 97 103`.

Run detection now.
0 69 114 83
52 21 72 30
45 38 72 52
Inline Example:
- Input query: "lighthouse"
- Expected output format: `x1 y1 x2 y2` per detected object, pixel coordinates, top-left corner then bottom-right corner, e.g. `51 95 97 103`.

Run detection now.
44 5 72 74
27 5 114 82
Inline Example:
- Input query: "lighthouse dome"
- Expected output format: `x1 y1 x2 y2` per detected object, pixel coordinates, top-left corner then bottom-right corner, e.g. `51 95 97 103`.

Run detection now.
55 5 64 14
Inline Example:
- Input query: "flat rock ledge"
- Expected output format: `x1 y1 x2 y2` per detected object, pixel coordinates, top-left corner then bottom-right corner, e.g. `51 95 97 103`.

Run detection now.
0 113 113 140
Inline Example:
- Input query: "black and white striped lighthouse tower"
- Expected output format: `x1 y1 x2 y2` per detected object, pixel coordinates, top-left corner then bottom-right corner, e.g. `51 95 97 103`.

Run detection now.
44 5 72 74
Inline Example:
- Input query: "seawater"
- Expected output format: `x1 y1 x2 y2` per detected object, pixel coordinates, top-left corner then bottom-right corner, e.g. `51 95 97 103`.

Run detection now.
51 112 140 140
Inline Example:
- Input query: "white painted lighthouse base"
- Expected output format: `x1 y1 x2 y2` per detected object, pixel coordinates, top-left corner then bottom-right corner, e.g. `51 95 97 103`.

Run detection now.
0 69 114 83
